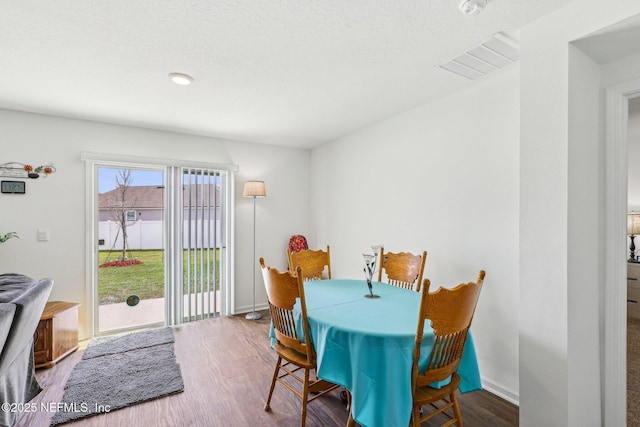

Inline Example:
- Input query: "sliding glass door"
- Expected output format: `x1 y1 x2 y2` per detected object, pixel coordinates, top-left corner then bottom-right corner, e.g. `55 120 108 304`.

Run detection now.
89 158 232 336
96 166 166 333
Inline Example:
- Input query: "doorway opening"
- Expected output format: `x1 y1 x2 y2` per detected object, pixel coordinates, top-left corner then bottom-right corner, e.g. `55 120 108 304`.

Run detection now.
605 78 640 426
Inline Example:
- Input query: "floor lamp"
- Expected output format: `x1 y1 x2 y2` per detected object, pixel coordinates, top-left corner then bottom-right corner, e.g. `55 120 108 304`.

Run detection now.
244 180 266 320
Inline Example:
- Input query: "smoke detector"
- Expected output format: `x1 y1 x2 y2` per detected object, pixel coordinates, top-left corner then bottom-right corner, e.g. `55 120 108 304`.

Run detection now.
459 0 491 15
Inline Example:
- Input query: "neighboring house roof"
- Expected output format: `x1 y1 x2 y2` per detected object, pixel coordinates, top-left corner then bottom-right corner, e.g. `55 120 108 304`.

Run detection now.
99 185 221 209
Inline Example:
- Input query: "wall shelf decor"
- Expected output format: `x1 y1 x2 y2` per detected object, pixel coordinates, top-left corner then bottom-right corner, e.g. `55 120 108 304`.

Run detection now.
0 162 56 179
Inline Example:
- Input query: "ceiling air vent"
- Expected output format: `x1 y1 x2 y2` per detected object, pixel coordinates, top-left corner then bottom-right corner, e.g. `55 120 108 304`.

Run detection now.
439 32 519 80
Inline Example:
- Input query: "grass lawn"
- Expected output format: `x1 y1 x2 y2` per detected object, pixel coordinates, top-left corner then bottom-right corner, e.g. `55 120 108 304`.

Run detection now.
98 249 220 305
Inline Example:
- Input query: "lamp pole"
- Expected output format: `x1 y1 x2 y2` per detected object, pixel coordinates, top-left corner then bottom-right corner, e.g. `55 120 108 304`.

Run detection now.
246 194 262 320
243 180 266 320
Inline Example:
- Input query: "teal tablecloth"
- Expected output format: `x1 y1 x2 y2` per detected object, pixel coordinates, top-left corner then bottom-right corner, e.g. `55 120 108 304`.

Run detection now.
295 279 482 427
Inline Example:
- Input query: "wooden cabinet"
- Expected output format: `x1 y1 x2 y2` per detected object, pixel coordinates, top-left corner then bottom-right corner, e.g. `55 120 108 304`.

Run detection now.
34 301 80 368
628 263 640 319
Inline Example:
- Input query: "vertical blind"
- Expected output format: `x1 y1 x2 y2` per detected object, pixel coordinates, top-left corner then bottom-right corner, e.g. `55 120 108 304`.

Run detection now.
182 167 225 322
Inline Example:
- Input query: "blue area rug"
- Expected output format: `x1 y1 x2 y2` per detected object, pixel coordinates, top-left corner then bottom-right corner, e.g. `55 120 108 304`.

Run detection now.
50 328 184 425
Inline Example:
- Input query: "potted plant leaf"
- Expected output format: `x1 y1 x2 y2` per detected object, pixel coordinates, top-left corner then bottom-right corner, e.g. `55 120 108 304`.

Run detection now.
0 232 19 244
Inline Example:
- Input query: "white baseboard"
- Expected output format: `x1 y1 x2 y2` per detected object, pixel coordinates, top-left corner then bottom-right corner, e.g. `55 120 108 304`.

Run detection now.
236 303 269 314
481 376 519 406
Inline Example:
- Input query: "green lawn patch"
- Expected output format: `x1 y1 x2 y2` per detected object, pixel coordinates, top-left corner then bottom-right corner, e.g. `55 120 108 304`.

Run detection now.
98 249 219 305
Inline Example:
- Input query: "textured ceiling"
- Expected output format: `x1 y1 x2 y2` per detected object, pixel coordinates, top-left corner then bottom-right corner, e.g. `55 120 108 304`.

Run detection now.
1 0 572 149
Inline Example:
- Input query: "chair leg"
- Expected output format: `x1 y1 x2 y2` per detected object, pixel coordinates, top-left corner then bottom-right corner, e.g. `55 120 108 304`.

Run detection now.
451 392 463 427
265 356 282 411
411 405 421 427
300 368 310 427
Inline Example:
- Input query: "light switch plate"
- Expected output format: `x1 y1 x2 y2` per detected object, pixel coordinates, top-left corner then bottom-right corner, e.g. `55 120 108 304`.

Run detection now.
37 228 49 241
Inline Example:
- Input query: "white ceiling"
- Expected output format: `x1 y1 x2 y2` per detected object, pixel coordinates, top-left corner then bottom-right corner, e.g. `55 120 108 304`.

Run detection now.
1 0 572 149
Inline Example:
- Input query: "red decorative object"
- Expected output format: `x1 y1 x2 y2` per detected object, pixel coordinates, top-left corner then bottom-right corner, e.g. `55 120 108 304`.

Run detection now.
288 235 309 253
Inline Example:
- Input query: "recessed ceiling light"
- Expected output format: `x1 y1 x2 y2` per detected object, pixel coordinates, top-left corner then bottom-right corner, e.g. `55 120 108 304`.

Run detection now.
169 72 194 85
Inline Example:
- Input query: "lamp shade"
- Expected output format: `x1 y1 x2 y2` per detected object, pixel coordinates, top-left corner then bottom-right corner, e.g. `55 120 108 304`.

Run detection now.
243 181 266 197
628 213 640 235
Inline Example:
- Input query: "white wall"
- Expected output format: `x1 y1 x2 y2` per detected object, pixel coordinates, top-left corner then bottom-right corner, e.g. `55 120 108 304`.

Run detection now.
567 45 602 427
0 109 311 339
226 140 312 310
519 1 640 426
311 67 520 402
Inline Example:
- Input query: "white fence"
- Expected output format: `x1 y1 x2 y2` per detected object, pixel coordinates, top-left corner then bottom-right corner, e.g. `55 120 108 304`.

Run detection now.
99 220 222 250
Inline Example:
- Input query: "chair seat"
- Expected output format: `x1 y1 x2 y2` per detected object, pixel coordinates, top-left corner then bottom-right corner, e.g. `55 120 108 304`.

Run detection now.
413 373 461 405
308 379 337 393
275 342 316 369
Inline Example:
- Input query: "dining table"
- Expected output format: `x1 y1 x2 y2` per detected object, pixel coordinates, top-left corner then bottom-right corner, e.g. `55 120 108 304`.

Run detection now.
282 278 482 427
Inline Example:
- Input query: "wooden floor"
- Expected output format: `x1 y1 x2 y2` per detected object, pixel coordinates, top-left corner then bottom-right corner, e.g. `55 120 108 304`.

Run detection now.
15 311 518 427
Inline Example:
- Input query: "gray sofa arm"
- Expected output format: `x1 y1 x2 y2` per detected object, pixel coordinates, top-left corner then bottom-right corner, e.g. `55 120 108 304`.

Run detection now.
0 275 53 427
0 278 53 375
0 304 16 363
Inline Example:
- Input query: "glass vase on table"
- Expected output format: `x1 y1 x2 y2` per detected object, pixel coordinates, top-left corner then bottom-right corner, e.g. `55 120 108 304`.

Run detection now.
363 251 380 298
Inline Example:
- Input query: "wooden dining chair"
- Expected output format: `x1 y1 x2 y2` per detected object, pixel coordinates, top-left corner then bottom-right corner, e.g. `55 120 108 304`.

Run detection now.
377 247 427 291
410 271 485 427
287 245 332 281
260 258 339 427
